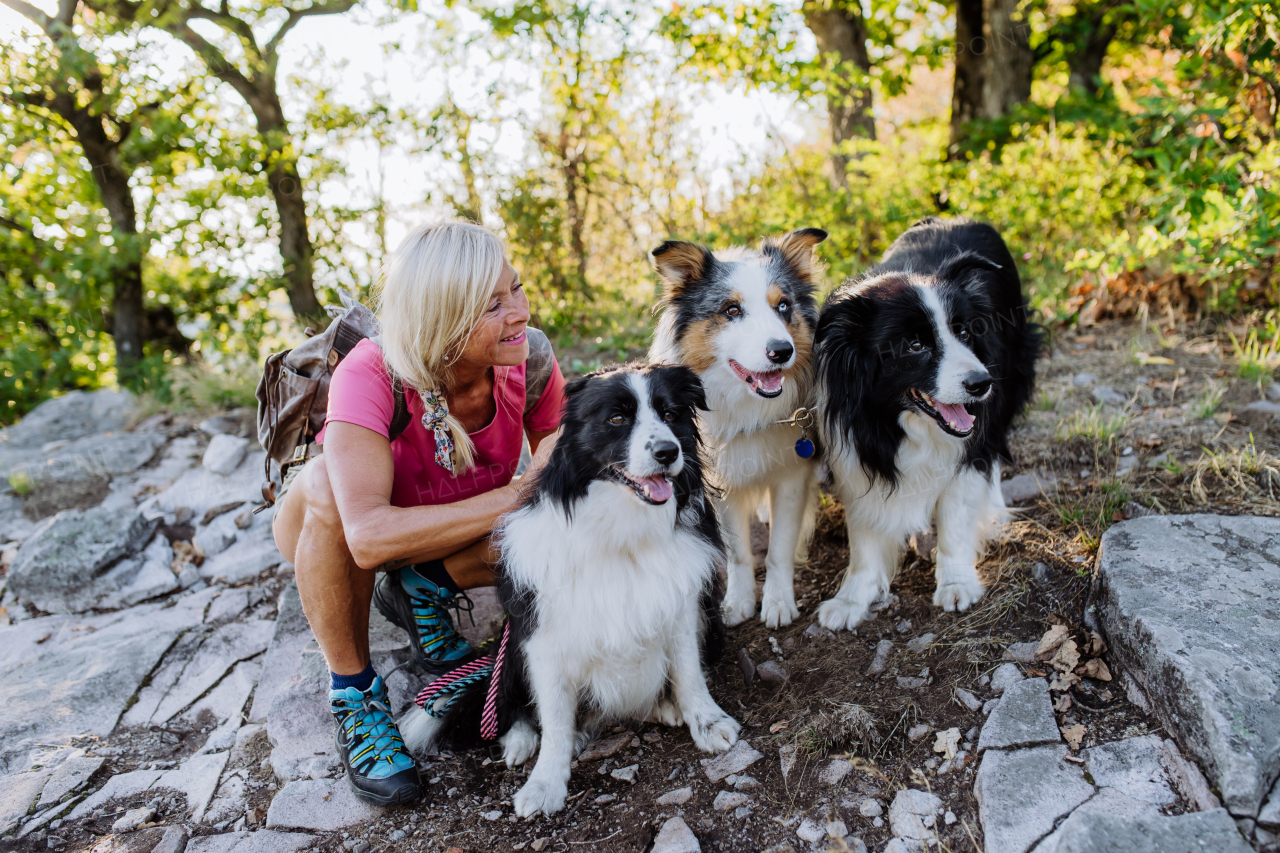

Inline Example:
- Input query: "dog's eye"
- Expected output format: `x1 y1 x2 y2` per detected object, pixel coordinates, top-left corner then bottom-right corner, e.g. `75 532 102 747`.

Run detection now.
725 304 741 317
777 300 790 315
662 409 677 422
608 414 627 425
909 339 924 353
957 327 970 342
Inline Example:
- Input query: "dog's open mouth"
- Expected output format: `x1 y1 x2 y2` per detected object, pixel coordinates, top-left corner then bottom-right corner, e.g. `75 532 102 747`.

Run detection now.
611 468 673 505
910 389 976 437
728 359 784 398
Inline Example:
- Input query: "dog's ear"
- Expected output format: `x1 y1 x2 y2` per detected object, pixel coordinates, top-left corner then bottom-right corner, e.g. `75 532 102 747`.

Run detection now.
939 250 1002 287
762 227 827 283
652 241 714 295
564 374 595 397
673 365 709 412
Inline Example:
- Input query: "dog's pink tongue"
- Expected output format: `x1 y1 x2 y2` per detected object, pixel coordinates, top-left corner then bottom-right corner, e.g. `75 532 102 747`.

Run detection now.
936 402 975 432
754 371 784 393
639 476 673 503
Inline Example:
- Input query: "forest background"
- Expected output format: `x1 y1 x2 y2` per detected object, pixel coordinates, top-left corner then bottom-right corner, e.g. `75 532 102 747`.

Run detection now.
1 0 1276 423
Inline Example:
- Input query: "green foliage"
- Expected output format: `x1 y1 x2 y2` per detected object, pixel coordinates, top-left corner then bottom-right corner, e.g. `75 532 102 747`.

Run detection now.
1230 325 1280 388
1192 382 1227 419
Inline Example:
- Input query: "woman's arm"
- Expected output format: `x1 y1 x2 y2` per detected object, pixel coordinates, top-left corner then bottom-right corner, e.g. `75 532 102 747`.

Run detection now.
324 421 557 570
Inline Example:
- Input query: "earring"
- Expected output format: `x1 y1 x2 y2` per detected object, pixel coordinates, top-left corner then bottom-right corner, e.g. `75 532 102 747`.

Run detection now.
443 352 454 364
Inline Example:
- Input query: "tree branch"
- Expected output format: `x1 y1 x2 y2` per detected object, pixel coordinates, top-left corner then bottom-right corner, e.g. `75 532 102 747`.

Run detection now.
185 3 262 57
173 20 259 105
0 0 53 32
263 0 357 61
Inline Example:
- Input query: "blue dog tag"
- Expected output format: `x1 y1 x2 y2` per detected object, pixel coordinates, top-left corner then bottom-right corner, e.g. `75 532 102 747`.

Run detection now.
795 437 815 459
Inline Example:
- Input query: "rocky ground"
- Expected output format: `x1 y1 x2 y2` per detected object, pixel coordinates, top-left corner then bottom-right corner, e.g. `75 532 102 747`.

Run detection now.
1 319 1279 853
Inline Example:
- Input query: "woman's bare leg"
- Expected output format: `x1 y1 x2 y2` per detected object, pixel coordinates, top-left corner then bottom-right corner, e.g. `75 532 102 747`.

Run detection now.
273 456 373 676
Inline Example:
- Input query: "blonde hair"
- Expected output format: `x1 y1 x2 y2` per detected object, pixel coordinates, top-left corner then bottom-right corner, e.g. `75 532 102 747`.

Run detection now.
375 220 508 473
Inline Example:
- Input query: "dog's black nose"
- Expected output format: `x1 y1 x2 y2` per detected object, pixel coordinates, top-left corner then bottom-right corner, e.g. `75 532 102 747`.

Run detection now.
963 370 993 398
765 339 794 365
652 440 679 466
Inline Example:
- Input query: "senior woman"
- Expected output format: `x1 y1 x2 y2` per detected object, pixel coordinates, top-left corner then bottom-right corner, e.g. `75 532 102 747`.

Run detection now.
272 221 565 806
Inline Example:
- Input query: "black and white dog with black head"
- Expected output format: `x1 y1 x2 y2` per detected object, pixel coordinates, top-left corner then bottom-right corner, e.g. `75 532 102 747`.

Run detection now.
398 364 739 817
813 217 1041 631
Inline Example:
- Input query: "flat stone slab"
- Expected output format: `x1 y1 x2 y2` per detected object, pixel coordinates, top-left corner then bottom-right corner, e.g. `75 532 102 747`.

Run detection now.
1096 514 1280 817
0 623 183 773
0 770 52 834
1082 735 1177 806
1029 788 1158 853
265 779 384 831
978 678 1060 752
1043 806 1251 853
185 830 315 853
975 745 1095 853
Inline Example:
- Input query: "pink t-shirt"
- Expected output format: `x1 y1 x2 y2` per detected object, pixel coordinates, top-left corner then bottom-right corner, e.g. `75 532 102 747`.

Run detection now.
321 338 566 508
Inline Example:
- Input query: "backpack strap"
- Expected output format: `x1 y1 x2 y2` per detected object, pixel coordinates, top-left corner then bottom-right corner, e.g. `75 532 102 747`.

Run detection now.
524 328 555 414
388 376 411 443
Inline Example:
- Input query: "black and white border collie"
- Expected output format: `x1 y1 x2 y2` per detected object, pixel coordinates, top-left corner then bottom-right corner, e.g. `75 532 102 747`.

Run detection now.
398 364 739 817
650 229 826 628
813 217 1041 631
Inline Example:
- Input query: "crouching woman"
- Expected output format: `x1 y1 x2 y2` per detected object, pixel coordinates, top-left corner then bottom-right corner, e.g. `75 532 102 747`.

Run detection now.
272 221 565 805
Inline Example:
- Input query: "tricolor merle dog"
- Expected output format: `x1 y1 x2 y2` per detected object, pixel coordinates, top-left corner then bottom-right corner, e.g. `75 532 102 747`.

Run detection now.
397 364 739 817
649 229 826 629
813 216 1041 631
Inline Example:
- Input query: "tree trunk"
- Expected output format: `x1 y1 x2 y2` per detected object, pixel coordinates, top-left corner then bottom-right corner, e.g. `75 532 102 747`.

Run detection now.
1067 12 1120 94
198 52 322 322
949 0 1034 154
802 1 875 189
268 156 320 320
72 115 146 383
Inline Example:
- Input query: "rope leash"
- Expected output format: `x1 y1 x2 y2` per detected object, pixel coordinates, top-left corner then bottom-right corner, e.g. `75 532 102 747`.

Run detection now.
413 619 511 741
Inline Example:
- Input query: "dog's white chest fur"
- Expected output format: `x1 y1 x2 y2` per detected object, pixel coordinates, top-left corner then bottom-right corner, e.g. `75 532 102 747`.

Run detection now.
502 482 718 717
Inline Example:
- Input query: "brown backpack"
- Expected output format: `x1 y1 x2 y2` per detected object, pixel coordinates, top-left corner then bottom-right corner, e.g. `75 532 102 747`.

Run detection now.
254 289 556 509
255 290 410 508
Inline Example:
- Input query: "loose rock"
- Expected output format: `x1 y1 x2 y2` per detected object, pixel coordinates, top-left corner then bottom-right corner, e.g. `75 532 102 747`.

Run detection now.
818 759 852 787
989 662 1024 696
651 816 700 853
756 661 789 684
656 787 692 806
888 789 943 841
578 731 633 762
203 434 251 476
7 506 162 613
978 678 1060 752
954 688 982 712
611 764 639 783
713 791 749 811
702 740 763 782
1003 643 1038 664
866 640 893 676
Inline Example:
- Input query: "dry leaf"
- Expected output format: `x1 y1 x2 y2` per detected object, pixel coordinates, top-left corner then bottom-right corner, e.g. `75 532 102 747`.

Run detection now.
1062 724 1087 751
1036 625 1070 659
1054 693 1073 713
933 728 961 761
1049 671 1081 692
1078 658 1113 681
1086 631 1108 656
1051 639 1081 673
769 720 790 734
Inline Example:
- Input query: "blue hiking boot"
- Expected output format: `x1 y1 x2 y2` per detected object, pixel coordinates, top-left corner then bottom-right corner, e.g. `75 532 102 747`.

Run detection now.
373 566 478 676
330 676 421 806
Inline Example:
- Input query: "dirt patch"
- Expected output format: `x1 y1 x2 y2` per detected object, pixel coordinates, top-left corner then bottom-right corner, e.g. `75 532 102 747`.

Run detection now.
22 474 112 521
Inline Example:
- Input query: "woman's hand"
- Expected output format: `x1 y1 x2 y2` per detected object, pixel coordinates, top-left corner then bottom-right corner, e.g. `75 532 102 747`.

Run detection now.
526 426 561 475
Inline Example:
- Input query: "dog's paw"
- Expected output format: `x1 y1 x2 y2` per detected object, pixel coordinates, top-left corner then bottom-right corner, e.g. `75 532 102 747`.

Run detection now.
759 585 799 628
934 575 985 612
816 597 872 632
721 590 756 627
690 711 741 754
646 698 684 728
501 720 540 768
513 776 568 818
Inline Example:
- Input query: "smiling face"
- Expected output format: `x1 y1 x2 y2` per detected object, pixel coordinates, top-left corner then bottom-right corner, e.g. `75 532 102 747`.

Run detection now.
453 263 530 370
652 229 825 402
